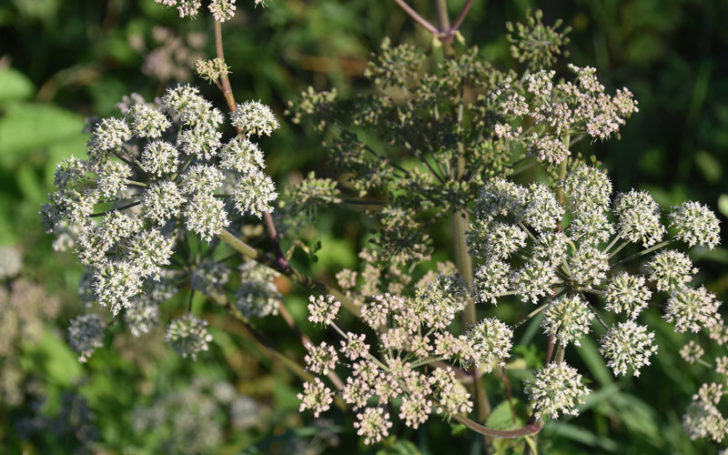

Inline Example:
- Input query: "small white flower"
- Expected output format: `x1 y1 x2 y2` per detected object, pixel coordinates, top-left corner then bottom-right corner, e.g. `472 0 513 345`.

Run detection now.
307 294 341 326
669 201 721 249
525 362 590 419
600 321 657 377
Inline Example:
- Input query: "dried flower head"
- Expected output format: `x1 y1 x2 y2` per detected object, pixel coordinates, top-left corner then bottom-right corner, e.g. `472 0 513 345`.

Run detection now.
231 100 279 137
307 294 341 326
614 190 665 247
604 273 651 319
647 250 697 293
297 378 333 418
665 286 722 333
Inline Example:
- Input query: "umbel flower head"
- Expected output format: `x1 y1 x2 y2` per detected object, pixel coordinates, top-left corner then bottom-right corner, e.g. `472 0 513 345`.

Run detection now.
297 279 511 443
154 0 269 21
525 362 590 419
42 85 280 360
467 165 722 345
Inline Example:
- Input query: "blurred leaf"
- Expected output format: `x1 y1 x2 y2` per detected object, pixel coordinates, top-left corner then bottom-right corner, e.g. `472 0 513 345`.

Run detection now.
576 337 613 386
377 440 421 455
718 194 728 219
545 422 619 452
610 392 661 444
17 164 44 203
21 329 82 387
273 377 299 412
694 150 721 183
0 67 34 102
0 102 84 167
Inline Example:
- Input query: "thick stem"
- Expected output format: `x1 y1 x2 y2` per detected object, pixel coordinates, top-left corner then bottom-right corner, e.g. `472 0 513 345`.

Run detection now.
213 20 287 267
214 21 236 113
435 0 451 31
447 0 473 38
454 193 490 424
453 414 543 439
500 366 518 425
392 0 440 35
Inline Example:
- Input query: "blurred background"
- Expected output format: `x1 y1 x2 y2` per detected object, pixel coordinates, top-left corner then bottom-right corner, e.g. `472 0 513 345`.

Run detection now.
0 0 727 453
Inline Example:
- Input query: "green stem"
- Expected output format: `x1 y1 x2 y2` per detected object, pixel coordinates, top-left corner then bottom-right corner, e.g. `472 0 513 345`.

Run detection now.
514 302 550 328
616 239 675 265
608 240 630 259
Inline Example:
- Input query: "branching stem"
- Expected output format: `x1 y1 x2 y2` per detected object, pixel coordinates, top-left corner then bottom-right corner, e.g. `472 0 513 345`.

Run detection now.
213 20 287 267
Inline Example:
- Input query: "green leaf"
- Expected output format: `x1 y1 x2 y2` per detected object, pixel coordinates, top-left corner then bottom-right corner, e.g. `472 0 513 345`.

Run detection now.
694 150 722 183
273 377 300 412
546 422 619 452
20 329 82 387
485 399 521 430
576 336 613 386
718 194 728 219
377 440 421 455
0 102 85 167
17 164 44 204
0 68 34 102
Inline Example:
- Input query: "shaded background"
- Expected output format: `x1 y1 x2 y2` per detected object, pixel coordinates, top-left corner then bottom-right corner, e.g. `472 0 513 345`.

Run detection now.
0 0 727 453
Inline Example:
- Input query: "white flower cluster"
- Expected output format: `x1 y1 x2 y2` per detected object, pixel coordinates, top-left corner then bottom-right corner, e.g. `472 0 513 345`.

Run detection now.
298 275 511 444
43 85 279 361
525 362 590 419
469 165 720 416
154 0 243 22
496 65 639 164
683 382 728 443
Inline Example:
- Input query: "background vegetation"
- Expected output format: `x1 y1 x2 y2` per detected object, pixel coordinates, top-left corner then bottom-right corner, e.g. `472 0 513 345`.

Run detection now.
0 0 727 453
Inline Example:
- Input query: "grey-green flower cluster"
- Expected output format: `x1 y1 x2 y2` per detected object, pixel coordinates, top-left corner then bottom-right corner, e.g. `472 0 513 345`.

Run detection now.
43 85 279 361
